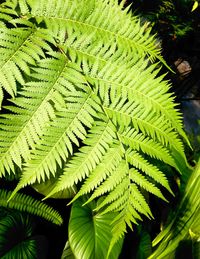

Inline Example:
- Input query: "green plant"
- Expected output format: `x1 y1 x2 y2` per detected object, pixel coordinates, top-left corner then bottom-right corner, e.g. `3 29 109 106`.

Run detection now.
0 189 63 225
0 0 191 257
149 156 200 259
64 197 123 259
0 208 47 259
131 0 194 40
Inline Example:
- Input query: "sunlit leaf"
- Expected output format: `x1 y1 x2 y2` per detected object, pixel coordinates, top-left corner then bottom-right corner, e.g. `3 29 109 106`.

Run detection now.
68 197 123 259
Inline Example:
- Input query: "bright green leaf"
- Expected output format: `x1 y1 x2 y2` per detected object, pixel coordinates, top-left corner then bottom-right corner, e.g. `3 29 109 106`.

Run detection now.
68 197 123 259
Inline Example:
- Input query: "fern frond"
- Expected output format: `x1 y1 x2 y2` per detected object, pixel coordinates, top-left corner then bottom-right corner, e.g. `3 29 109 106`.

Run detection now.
0 56 70 176
20 0 167 65
74 160 155 247
0 0 191 251
94 170 157 218
70 144 124 203
10 89 101 198
126 149 173 194
46 122 118 199
119 128 177 169
87 162 153 219
129 168 167 201
104 181 153 256
104 97 184 156
0 189 63 225
60 36 186 144
98 177 155 256
85 160 127 204
0 26 51 107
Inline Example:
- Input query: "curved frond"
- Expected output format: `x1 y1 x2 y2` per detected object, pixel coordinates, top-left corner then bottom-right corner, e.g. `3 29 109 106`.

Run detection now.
126 149 173 194
0 56 71 176
149 159 200 259
10 87 102 198
0 25 51 107
47 122 117 198
0 189 63 225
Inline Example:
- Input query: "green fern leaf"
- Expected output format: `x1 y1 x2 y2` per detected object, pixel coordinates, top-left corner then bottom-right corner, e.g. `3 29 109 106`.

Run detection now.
27 0 166 64
10 88 101 198
119 128 177 169
85 160 128 205
126 149 173 194
0 26 51 107
129 168 167 201
0 189 63 225
46 122 117 198
70 144 124 203
0 56 71 176
0 0 192 251
104 97 185 156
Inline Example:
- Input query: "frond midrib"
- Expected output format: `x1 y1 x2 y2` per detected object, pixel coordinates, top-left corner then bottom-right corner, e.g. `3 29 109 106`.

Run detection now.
104 105 179 149
32 14 161 59
119 132 175 167
88 74 178 126
19 90 94 186
0 27 35 69
0 57 68 168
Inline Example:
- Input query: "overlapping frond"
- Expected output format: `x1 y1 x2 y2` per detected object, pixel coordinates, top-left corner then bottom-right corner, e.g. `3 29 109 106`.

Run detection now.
0 56 70 175
17 0 168 64
126 149 173 193
119 128 177 168
104 97 183 150
69 143 124 202
12 88 101 196
46 121 117 198
58 28 187 143
0 0 191 250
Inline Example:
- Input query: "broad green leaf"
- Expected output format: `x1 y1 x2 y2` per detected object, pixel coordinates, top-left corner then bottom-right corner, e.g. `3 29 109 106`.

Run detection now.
68 197 123 259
